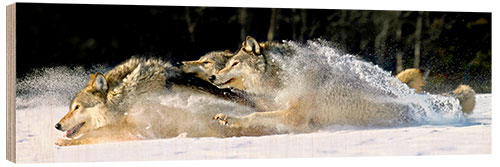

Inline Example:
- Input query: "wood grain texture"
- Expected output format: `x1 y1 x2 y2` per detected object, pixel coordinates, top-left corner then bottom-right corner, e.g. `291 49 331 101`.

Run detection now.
7 3 17 163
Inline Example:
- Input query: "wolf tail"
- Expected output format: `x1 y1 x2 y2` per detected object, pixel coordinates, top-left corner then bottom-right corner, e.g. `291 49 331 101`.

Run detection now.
452 85 476 114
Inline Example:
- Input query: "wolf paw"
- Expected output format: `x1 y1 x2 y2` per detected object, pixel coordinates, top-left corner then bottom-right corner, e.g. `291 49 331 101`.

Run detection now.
213 113 229 126
56 138 73 146
56 138 87 146
213 113 243 128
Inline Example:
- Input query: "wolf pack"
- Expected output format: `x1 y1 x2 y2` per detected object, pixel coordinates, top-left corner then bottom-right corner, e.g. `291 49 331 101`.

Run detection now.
55 36 476 146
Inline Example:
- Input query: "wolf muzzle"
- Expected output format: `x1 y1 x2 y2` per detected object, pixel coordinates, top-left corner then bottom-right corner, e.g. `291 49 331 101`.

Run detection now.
55 123 62 131
209 75 216 83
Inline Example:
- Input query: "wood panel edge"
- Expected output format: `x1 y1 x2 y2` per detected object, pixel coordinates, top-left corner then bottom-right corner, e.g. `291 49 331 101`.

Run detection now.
6 3 17 163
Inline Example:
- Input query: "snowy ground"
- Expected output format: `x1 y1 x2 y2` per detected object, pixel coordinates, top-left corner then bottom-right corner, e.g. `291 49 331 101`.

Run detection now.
15 94 491 163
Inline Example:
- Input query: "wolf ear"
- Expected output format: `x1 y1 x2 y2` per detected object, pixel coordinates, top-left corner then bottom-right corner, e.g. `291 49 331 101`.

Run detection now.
92 73 108 93
223 50 233 57
243 36 261 55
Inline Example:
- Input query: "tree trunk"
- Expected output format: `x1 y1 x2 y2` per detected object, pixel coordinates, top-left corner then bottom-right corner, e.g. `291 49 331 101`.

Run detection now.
375 19 390 67
299 9 307 41
414 11 423 68
291 9 299 40
308 20 320 39
267 8 277 41
185 7 196 43
394 11 404 73
396 52 403 73
238 8 248 41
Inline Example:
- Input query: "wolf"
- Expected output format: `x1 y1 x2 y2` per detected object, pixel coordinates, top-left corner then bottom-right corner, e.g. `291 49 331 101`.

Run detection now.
395 68 476 114
54 58 173 145
210 36 408 135
181 50 233 82
54 57 256 146
395 68 428 93
182 49 280 112
211 36 291 94
210 36 476 136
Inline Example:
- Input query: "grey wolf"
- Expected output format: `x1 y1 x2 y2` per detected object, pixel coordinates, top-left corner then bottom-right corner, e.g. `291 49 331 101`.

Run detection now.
54 57 255 146
210 36 474 136
181 50 234 82
182 48 280 112
55 57 174 145
211 36 412 136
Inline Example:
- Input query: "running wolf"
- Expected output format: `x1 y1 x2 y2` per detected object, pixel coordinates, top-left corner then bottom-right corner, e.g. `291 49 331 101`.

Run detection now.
396 68 428 93
210 36 476 136
182 49 280 112
54 58 174 145
54 57 255 146
181 50 234 82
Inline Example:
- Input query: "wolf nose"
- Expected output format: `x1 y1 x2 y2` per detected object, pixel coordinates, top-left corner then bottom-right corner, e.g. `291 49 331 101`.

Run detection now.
55 123 62 130
209 75 216 83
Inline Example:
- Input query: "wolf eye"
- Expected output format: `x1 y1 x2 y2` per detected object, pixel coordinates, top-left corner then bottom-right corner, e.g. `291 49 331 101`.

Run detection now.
231 62 239 67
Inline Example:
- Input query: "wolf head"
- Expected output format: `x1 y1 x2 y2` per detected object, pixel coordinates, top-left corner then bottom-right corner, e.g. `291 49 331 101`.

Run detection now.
55 73 116 139
181 50 234 82
211 36 267 91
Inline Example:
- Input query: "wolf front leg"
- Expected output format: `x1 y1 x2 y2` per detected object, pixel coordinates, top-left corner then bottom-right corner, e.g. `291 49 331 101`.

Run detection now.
213 107 309 136
55 133 139 146
56 138 98 146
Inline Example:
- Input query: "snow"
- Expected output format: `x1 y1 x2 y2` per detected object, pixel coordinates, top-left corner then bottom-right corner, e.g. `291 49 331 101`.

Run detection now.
15 94 491 163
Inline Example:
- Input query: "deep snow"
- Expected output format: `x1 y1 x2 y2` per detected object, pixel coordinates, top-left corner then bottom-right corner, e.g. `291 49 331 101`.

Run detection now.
15 94 490 163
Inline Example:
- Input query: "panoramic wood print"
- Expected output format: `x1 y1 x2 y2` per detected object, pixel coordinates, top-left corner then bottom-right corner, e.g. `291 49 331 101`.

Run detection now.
6 3 491 163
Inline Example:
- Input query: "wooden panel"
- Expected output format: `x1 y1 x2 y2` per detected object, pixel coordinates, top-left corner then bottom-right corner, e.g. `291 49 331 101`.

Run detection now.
6 3 17 163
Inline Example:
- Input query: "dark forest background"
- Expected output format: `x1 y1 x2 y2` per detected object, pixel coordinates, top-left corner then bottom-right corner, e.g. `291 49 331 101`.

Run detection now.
16 3 491 93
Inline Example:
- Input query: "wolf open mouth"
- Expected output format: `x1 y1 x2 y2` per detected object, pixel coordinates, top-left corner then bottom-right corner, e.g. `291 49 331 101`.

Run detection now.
65 122 85 138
